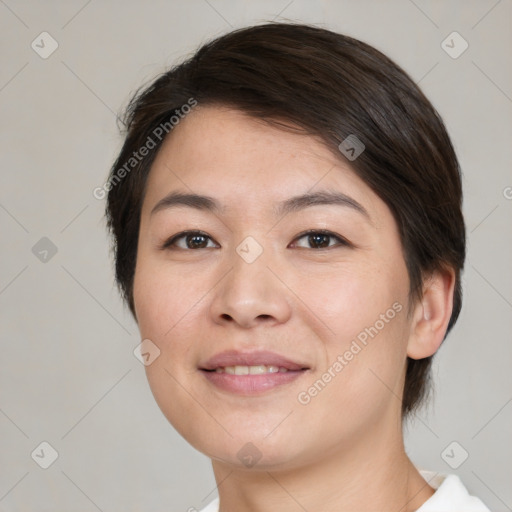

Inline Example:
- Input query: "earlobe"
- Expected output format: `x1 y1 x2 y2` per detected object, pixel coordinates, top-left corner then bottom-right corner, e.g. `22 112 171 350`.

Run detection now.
407 267 456 360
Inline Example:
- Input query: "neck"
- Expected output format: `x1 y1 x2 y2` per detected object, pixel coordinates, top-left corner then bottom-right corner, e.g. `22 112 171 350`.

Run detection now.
211 416 434 512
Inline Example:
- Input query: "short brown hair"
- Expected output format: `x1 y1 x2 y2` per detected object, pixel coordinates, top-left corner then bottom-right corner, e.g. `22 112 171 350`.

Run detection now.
105 22 465 417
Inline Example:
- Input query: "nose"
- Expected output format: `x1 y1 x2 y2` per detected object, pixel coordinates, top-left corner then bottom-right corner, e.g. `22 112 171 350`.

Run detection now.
209 247 292 329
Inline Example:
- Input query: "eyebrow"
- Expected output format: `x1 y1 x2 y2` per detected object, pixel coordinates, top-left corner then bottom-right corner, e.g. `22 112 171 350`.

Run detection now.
150 190 370 220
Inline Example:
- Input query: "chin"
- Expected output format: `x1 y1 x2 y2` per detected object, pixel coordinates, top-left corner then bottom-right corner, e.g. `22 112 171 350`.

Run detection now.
197 422 314 471
207 442 303 471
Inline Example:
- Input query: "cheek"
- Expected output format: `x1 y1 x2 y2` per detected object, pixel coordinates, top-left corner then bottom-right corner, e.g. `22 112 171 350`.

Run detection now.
133 258 214 392
290 258 408 342
291 259 410 411
133 258 199 343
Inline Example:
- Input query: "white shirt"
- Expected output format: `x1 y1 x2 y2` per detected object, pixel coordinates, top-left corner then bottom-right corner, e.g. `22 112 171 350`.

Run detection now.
198 470 490 511
416 471 490 511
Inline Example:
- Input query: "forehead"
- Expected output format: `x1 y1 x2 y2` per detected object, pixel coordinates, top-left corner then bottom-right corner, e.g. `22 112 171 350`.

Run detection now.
142 106 382 221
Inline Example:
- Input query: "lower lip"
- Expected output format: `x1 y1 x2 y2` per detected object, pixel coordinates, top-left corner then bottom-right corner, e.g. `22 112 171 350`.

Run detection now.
201 369 307 395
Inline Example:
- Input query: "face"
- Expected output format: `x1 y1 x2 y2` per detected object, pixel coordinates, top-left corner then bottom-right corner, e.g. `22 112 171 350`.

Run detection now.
133 106 413 471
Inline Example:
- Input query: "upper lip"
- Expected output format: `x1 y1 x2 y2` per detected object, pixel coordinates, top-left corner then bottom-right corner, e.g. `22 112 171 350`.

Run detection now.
200 350 309 371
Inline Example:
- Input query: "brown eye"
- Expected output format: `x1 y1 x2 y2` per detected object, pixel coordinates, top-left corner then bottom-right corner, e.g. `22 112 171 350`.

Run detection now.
163 231 217 250
292 230 349 249
184 234 209 249
306 233 331 249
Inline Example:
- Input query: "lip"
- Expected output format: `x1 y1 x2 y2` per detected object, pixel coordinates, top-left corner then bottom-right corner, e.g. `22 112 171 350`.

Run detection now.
200 350 309 371
199 350 310 396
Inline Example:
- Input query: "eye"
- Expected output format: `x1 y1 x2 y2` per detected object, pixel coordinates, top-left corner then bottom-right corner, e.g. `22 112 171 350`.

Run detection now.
162 230 218 250
290 229 350 250
161 229 351 251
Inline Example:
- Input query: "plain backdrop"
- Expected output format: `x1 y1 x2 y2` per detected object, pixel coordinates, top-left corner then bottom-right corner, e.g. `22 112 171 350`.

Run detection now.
1 1 511 511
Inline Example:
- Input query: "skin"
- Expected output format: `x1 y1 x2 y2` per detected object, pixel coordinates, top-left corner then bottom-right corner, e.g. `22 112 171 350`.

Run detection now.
133 105 455 511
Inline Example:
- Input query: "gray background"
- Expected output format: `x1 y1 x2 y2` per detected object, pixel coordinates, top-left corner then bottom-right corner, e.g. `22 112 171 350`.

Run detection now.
1 1 511 511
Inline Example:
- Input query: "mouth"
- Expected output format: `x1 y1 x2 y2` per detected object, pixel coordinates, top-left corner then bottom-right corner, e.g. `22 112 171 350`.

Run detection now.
208 364 296 375
199 350 310 395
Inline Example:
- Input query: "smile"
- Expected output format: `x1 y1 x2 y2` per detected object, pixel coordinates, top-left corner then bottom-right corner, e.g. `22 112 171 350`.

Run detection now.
199 349 310 395
212 365 290 375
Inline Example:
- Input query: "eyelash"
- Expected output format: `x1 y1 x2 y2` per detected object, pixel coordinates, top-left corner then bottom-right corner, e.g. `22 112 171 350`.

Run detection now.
161 229 351 251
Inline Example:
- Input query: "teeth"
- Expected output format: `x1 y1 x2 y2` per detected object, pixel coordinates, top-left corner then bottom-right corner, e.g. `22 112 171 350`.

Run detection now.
216 365 285 375
235 365 249 375
249 365 278 375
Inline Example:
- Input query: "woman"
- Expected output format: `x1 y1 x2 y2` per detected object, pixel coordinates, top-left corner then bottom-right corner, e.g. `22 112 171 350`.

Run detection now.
105 22 489 511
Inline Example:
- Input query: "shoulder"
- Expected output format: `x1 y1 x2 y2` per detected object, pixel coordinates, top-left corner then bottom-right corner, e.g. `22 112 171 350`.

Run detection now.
417 470 491 511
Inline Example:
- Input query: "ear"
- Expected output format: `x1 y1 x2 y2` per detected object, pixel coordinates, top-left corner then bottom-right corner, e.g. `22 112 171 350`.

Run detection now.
407 267 456 360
